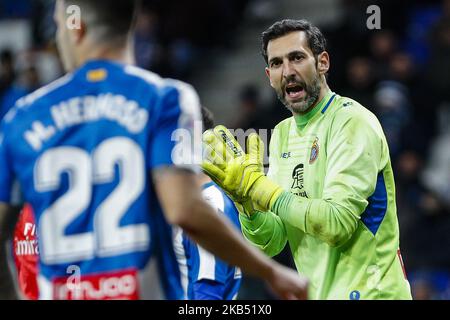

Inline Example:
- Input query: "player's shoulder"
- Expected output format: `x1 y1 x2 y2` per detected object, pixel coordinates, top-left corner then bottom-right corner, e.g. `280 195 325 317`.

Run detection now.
201 182 226 210
3 73 74 125
124 65 200 117
124 65 199 103
274 116 293 130
330 94 382 132
273 116 295 137
201 182 239 225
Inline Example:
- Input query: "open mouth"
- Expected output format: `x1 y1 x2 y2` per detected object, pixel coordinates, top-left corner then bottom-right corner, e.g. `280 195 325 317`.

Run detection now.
285 83 305 99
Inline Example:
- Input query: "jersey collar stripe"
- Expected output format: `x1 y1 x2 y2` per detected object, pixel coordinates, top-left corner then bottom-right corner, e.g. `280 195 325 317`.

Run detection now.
321 94 336 114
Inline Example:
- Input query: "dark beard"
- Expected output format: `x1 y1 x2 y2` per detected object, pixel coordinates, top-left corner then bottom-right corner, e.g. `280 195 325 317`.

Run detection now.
277 74 321 114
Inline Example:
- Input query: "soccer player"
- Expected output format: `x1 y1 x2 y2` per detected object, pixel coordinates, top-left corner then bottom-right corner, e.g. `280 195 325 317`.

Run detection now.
174 107 242 300
0 3 308 300
202 19 412 299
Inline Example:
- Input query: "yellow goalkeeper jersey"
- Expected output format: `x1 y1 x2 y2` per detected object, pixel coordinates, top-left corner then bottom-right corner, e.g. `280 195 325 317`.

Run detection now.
240 90 412 300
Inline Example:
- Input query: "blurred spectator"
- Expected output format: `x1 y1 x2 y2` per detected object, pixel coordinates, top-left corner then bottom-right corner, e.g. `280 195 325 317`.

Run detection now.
426 0 450 102
395 149 450 273
403 1 442 66
167 38 197 79
0 48 14 86
231 84 262 130
342 57 375 109
19 65 41 92
134 10 164 73
369 30 398 80
0 48 27 119
410 271 450 300
412 278 437 300
421 103 450 208
388 52 416 85
373 81 412 159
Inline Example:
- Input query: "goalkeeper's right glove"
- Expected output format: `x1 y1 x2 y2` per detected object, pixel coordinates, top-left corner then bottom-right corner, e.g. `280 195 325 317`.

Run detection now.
202 125 283 215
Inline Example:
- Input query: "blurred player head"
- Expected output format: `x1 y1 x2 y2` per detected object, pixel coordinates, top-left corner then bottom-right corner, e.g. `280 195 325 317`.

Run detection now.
54 0 140 72
262 19 329 115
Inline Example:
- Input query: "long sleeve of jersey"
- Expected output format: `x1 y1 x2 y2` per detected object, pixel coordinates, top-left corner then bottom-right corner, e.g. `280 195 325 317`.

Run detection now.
239 128 289 257
239 211 287 257
272 110 384 247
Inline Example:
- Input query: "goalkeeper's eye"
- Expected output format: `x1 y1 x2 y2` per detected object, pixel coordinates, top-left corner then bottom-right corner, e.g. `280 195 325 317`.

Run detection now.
269 58 282 68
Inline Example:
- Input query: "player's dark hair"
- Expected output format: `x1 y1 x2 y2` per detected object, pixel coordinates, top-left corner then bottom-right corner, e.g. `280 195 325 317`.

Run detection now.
261 19 327 64
201 106 215 132
62 0 141 41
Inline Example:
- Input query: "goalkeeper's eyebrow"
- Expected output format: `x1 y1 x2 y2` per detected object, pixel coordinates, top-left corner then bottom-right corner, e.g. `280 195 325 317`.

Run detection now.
268 50 307 67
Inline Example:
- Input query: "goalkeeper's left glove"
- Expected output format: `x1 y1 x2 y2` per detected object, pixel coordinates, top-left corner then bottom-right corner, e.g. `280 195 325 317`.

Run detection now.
202 125 283 213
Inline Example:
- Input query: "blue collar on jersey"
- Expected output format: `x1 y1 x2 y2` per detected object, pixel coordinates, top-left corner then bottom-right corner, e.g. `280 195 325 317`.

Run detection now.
73 59 127 77
321 93 337 114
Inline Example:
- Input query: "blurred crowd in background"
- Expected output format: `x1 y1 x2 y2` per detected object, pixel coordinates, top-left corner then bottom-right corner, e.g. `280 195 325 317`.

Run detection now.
1 0 449 299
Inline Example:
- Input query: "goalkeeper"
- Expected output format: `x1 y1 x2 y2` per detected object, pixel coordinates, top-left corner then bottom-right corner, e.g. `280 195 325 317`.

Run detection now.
202 19 412 300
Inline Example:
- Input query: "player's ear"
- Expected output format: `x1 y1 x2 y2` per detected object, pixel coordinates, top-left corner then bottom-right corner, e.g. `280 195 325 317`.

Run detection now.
317 51 330 75
71 20 87 45
265 67 274 88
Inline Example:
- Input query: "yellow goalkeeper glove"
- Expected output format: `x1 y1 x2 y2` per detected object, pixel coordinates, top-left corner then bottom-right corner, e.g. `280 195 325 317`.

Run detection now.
202 125 283 214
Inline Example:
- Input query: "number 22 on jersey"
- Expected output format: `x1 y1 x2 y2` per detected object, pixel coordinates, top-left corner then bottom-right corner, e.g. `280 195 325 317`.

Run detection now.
34 137 149 264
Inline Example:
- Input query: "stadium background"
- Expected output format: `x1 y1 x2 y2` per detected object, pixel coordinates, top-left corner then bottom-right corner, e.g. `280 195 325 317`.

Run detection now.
0 0 449 300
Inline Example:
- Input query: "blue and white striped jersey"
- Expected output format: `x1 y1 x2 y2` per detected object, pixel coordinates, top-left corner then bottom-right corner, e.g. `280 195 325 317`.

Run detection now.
174 182 242 300
0 60 201 300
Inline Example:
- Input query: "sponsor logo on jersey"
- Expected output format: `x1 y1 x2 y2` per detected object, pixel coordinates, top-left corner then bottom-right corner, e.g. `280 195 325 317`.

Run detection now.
293 190 309 197
291 164 309 198
280 151 291 159
343 101 353 107
291 164 304 190
52 268 139 300
15 222 39 256
15 238 39 256
309 137 319 164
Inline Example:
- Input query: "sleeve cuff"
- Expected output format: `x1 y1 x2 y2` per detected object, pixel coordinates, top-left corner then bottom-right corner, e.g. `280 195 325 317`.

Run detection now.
272 191 309 232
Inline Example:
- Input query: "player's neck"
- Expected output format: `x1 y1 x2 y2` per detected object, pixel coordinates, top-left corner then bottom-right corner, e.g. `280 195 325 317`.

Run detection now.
78 41 135 67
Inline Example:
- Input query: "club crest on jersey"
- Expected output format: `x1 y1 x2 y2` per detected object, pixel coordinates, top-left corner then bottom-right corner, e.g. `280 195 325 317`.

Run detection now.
87 68 107 82
309 137 319 164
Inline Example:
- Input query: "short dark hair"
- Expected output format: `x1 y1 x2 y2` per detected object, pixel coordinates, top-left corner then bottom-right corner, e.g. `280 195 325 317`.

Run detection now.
261 19 327 64
201 106 215 131
64 0 140 40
